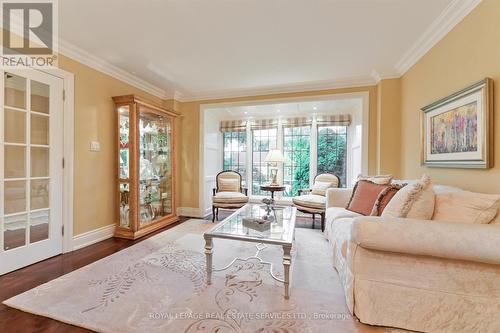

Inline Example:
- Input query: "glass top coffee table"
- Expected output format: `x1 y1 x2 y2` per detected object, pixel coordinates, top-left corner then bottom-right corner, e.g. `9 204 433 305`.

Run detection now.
204 204 297 299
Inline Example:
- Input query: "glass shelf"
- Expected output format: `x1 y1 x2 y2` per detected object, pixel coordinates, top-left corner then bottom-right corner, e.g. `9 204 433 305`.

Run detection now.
138 107 173 225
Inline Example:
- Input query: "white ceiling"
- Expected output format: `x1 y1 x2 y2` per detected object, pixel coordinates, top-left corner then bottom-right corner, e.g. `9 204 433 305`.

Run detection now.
58 0 480 101
209 97 363 120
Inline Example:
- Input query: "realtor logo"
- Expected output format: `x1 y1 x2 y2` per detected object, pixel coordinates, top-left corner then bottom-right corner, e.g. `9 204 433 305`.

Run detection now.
1 0 58 68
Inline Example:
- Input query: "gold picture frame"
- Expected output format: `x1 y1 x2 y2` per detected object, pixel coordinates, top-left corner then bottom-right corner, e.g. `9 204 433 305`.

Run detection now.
421 78 493 168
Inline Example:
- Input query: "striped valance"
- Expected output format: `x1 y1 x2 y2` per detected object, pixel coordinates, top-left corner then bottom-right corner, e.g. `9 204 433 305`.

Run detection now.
250 119 278 130
316 114 351 126
282 117 312 127
220 120 247 132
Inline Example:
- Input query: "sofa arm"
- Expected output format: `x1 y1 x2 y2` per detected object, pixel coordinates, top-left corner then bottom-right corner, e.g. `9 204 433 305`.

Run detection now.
326 188 353 208
351 217 500 265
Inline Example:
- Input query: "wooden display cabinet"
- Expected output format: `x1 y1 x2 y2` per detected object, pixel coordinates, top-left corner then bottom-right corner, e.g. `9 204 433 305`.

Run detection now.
113 95 179 239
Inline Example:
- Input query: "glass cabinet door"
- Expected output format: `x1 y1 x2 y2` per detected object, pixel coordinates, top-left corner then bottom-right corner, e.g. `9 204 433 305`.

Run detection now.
138 105 173 226
118 105 130 229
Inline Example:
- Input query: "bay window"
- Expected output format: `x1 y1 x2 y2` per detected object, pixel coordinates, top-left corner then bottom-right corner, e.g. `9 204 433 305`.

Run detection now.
251 128 277 195
221 114 350 197
283 126 310 197
222 131 247 184
317 126 347 187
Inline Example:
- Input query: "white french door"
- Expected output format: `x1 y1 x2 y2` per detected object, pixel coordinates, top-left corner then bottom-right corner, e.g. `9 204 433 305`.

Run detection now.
0 69 64 275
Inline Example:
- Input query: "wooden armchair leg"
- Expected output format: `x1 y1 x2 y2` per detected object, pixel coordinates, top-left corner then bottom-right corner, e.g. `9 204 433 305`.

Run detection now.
320 212 325 232
216 208 219 221
312 213 315 229
212 206 216 222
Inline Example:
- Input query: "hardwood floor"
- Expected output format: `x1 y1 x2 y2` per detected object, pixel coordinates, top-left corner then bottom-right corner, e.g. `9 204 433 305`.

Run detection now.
0 212 320 333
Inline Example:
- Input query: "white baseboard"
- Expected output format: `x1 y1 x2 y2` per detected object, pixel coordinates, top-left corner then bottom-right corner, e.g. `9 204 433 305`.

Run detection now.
177 207 210 218
204 207 212 217
72 224 116 251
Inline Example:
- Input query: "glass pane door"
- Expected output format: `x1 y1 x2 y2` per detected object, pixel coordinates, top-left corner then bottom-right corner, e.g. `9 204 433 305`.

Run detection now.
138 106 173 226
3 72 51 251
1 68 63 275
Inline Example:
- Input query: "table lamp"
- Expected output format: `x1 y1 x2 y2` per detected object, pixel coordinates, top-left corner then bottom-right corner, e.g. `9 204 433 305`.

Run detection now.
265 149 286 186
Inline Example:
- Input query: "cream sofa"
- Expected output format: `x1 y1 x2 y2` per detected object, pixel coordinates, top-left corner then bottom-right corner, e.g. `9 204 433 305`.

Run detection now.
325 184 500 332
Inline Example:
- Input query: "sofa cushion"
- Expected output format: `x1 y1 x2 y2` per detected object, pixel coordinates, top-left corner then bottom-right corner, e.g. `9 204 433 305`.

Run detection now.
325 208 361 252
357 174 393 185
382 174 435 220
212 191 248 204
372 184 404 216
292 194 326 210
347 180 389 216
433 191 500 224
326 207 362 226
491 213 500 225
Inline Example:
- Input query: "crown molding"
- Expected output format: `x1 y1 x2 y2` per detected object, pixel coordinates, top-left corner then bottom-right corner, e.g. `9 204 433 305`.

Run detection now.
58 39 174 99
174 75 378 102
172 90 187 102
395 0 482 75
370 69 401 84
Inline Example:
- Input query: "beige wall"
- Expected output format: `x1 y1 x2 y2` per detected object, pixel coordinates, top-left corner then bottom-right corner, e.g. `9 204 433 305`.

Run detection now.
400 0 500 193
376 78 401 176
58 56 165 235
176 86 379 208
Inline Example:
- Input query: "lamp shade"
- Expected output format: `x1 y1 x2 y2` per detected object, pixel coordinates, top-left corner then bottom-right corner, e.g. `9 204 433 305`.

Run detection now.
265 149 286 163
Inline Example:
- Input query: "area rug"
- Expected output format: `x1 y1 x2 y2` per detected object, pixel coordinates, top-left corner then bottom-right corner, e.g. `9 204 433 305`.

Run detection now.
3 219 392 333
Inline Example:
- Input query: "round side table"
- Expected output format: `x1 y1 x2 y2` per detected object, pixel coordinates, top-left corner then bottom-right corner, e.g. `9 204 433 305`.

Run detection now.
260 185 286 203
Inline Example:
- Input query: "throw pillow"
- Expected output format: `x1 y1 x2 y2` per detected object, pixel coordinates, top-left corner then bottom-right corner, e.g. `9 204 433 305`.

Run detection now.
371 184 405 216
357 174 393 185
381 174 435 220
218 178 240 192
311 181 333 196
346 180 389 216
433 191 500 224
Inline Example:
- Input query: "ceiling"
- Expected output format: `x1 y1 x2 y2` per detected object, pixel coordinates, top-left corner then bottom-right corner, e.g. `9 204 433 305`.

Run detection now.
58 0 479 101
208 96 363 120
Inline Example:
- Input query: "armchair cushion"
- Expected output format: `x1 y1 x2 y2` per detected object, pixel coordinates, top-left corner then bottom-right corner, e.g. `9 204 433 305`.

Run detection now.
218 178 240 192
212 191 248 204
315 173 340 188
292 194 326 210
311 181 334 196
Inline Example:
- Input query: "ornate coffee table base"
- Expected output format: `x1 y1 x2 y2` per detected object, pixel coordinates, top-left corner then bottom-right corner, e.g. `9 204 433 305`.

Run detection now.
204 235 293 299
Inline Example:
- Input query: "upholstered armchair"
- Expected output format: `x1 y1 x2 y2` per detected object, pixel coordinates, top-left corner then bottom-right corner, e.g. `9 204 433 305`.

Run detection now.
292 173 340 232
212 170 249 222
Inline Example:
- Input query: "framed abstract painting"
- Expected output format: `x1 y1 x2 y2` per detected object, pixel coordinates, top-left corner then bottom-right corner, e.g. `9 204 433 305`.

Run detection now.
421 78 493 168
